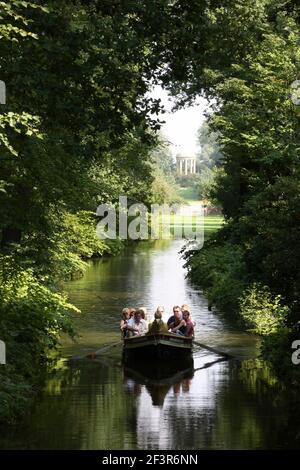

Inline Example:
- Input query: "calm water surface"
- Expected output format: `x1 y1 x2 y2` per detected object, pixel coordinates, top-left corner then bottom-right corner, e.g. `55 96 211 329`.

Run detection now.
1 240 300 449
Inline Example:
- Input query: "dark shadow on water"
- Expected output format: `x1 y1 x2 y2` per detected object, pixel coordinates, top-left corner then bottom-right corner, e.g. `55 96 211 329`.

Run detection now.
123 356 194 407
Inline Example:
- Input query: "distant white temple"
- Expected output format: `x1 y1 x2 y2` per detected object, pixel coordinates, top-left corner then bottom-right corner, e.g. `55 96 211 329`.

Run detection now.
176 154 197 175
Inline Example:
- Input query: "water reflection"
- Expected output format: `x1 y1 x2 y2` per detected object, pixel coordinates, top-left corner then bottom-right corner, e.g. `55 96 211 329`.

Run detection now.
123 357 195 407
1 355 300 449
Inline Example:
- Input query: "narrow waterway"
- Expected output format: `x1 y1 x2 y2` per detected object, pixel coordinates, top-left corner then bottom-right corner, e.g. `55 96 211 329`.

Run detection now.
1 240 300 449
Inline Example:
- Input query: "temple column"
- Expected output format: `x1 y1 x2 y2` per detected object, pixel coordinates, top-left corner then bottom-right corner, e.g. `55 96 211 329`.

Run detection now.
184 159 188 175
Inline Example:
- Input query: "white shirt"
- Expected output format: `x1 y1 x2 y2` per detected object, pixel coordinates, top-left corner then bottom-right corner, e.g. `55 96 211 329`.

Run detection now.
127 318 148 335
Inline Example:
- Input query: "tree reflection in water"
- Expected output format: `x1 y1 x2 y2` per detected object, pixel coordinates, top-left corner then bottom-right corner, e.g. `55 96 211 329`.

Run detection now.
1 355 300 449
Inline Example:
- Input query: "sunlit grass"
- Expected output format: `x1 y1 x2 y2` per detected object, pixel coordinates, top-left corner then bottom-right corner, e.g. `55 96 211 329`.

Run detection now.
151 214 224 240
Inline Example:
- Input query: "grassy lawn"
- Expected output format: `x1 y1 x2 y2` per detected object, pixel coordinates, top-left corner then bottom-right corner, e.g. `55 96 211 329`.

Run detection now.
153 214 224 240
151 185 224 240
203 215 224 237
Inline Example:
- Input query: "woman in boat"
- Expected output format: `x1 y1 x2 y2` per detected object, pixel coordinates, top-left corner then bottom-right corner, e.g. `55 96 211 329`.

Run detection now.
129 307 136 318
120 308 131 338
182 310 194 337
147 308 168 335
127 308 148 336
181 303 196 327
139 307 148 321
155 306 165 319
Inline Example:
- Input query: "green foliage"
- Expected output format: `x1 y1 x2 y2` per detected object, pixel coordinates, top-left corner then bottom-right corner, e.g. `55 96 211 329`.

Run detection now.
148 134 182 205
184 239 247 315
150 168 182 205
195 118 223 203
0 256 78 364
175 174 197 188
195 167 221 202
240 284 290 335
0 366 32 424
196 120 222 170
49 211 124 279
177 185 199 202
150 134 175 175
0 0 164 256
0 1 44 165
0 255 79 424
0 1 46 42
259 330 300 383
0 0 177 425
183 1 300 377
0 0 299 423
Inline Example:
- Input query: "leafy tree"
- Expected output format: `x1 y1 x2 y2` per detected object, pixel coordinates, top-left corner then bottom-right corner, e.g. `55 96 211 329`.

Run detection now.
184 1 300 375
196 120 222 170
1 0 300 423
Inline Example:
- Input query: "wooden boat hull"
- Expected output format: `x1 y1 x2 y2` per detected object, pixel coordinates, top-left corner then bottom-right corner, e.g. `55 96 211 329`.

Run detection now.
123 333 193 360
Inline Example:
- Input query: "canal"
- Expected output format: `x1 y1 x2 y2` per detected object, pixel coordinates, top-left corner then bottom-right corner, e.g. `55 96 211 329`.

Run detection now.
1 240 300 449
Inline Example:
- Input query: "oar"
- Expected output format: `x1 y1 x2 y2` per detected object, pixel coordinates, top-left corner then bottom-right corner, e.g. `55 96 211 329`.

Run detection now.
193 357 229 372
86 340 123 359
193 341 234 359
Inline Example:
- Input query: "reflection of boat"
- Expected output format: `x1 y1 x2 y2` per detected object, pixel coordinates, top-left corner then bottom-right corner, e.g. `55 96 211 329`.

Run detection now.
123 333 193 360
123 357 194 406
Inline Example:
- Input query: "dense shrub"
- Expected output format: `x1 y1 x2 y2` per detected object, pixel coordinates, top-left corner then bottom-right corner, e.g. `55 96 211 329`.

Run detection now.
49 211 124 279
240 284 290 335
185 237 300 382
0 367 32 424
184 239 247 315
0 256 79 423
151 169 183 205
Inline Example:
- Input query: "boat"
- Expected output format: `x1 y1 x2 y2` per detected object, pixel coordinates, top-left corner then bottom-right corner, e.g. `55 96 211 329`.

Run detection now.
123 332 193 360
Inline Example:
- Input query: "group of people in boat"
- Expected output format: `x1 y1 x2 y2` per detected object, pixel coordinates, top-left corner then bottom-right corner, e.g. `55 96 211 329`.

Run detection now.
120 305 195 338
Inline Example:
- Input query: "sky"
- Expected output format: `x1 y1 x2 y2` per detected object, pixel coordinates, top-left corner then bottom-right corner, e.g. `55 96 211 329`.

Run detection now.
149 85 208 158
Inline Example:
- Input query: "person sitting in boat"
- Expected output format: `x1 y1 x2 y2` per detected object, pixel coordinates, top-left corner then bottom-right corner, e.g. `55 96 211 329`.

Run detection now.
167 305 186 336
168 308 194 337
182 310 194 337
120 308 131 338
127 308 148 336
167 305 181 327
128 307 136 318
147 308 168 335
139 307 148 321
156 305 165 317
181 303 196 327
